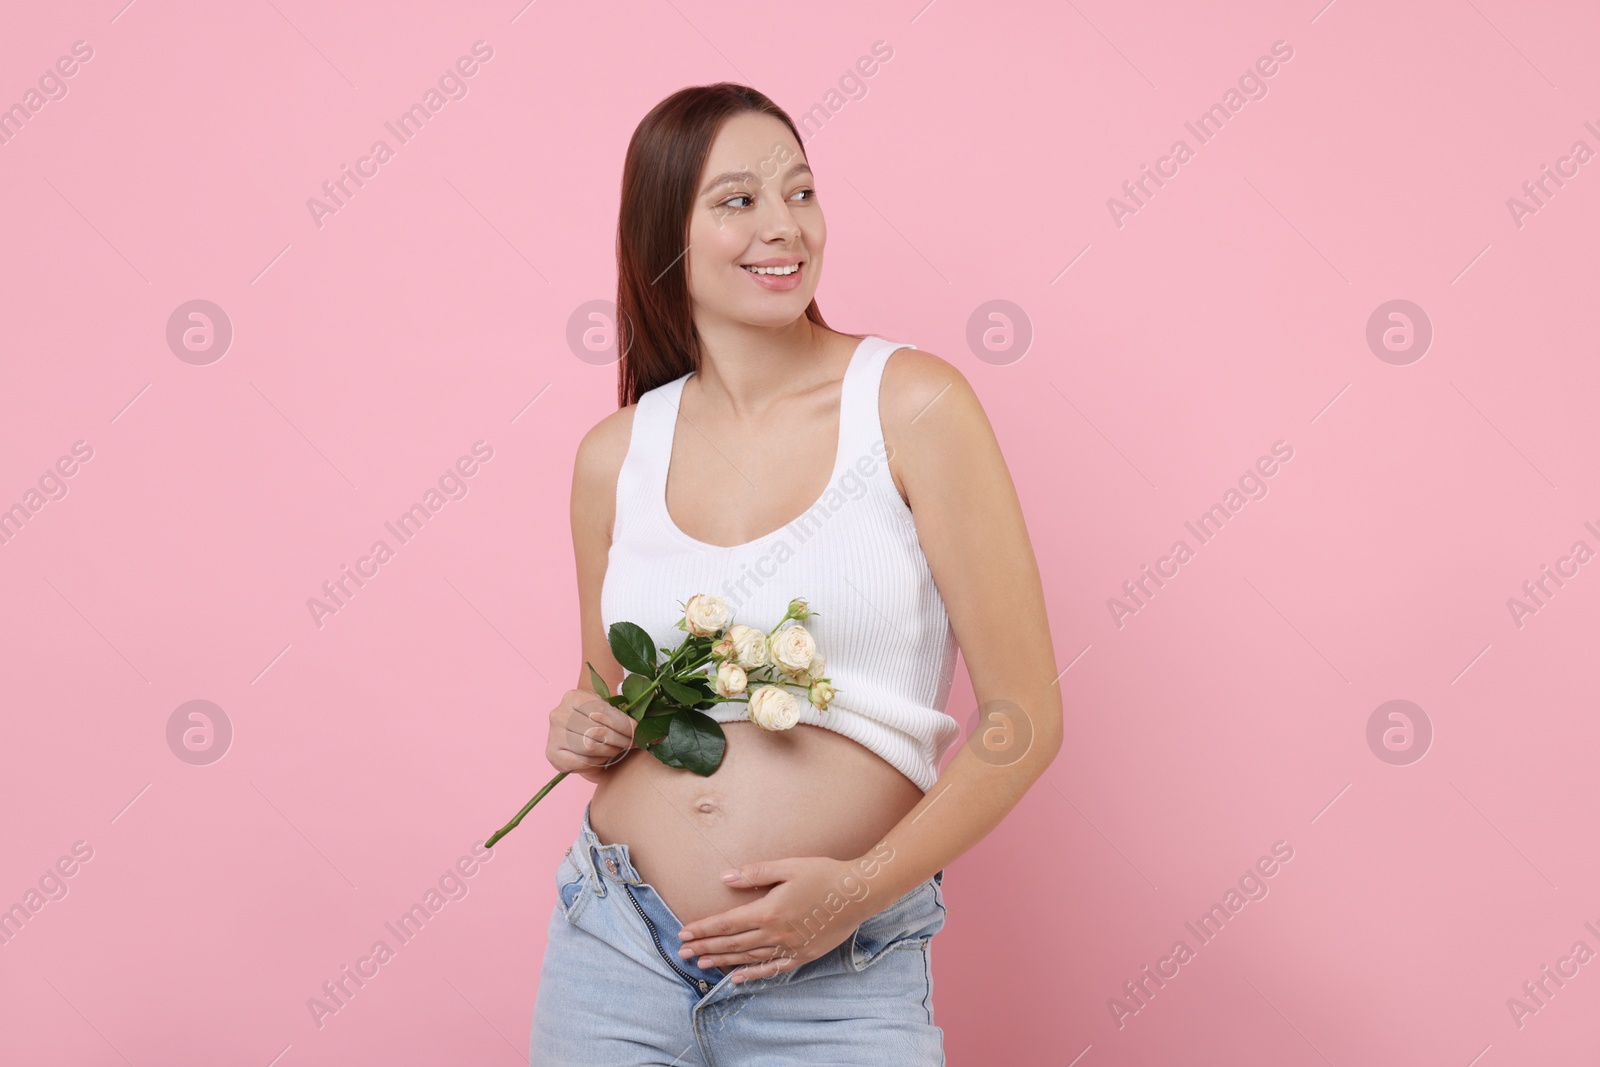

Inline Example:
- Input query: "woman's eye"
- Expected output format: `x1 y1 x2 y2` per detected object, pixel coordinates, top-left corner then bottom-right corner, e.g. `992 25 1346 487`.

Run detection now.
720 189 813 211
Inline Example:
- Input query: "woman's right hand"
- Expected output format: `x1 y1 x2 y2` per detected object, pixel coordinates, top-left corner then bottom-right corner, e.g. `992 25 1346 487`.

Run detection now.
547 689 636 784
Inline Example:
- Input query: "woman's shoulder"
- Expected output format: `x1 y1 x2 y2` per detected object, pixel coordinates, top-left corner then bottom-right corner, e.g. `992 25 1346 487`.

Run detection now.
879 345 1006 497
570 401 642 547
572 369 688 511
880 345 987 435
572 402 637 504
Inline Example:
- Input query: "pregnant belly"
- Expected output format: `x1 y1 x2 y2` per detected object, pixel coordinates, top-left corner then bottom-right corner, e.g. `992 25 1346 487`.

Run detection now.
588 721 925 929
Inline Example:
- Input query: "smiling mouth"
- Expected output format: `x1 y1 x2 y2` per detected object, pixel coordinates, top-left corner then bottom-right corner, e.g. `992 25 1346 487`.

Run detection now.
741 263 802 276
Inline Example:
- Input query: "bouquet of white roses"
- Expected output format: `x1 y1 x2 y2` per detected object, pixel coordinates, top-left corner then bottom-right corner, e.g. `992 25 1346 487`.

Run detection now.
485 595 837 847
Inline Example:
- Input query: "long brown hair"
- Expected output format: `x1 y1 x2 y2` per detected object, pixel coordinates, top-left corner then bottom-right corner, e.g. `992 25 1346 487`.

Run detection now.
615 82 834 408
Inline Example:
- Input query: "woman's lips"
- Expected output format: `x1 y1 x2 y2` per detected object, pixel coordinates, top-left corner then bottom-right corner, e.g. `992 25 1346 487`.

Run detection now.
740 262 804 291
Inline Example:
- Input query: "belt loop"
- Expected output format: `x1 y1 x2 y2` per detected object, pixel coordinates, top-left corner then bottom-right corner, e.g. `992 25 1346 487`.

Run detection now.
577 801 606 897
566 843 596 897
572 838 604 898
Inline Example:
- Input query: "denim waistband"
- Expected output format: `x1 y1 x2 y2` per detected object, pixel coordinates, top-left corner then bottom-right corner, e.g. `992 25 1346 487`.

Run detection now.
570 800 648 890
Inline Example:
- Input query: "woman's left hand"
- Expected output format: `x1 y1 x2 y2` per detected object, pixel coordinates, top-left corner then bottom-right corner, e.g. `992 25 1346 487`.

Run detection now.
674 856 869 983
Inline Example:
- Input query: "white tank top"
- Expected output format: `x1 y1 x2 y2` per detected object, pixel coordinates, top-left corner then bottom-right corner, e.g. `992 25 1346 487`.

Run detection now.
600 334 961 791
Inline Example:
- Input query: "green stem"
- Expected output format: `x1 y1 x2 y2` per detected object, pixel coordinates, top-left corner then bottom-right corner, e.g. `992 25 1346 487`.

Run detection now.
485 769 568 848
662 641 691 672
681 649 716 674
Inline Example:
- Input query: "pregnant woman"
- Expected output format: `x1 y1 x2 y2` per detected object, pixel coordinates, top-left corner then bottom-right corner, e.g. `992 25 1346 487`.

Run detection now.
529 82 1062 1066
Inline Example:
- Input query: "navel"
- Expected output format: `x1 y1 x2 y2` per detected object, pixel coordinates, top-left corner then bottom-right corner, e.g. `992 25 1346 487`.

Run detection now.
690 793 725 822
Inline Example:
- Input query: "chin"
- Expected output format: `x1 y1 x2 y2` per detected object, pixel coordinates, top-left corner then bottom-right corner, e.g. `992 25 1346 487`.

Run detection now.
745 301 813 325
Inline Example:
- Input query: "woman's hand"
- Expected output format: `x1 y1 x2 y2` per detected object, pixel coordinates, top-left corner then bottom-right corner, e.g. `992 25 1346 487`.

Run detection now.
674 856 870 983
545 689 635 784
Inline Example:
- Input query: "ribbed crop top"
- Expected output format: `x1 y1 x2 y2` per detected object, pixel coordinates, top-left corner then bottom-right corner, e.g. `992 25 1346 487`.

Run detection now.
599 334 961 792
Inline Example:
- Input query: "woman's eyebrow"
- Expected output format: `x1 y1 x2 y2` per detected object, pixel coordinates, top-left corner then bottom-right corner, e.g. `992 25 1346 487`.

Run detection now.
700 161 813 195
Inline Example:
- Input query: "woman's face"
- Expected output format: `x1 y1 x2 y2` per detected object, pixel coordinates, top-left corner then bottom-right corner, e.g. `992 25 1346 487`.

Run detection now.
685 112 824 330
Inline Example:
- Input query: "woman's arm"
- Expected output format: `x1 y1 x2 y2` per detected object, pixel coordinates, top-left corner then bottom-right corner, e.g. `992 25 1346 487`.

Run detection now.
845 347 1065 891
558 406 636 781
572 405 634 695
677 351 1064 979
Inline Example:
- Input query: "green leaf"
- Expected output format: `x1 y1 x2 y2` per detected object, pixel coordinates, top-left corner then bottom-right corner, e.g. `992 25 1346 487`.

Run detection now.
633 713 672 748
641 692 678 717
684 676 718 709
660 675 702 705
586 662 611 699
620 673 655 718
608 622 657 676
648 710 726 776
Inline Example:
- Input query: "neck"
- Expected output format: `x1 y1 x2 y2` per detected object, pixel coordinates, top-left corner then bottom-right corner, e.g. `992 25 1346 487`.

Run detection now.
689 318 835 418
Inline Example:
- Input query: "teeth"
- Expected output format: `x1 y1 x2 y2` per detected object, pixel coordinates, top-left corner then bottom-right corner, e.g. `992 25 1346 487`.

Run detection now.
743 264 799 275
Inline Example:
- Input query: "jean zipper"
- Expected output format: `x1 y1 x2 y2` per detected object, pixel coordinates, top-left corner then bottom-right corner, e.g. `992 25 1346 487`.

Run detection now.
622 884 712 995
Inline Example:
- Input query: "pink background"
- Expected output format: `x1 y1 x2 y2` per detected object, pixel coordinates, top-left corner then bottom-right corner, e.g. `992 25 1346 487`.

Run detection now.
3 0 1599 1063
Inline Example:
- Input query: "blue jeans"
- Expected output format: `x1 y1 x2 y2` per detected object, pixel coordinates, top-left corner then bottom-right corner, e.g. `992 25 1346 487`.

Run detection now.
530 801 948 1066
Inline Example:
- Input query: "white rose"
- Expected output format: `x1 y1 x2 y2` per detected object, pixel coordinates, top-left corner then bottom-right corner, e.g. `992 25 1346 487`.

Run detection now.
727 624 769 669
715 660 748 698
791 652 826 687
747 685 801 731
769 625 816 676
684 593 731 637
808 680 836 710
